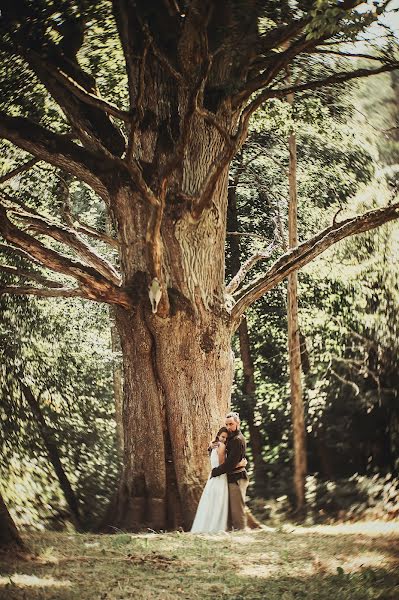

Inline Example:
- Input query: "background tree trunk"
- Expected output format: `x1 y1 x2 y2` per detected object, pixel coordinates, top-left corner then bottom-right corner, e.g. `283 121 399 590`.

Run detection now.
287 105 307 513
227 181 266 488
19 381 83 529
0 492 26 553
110 309 124 459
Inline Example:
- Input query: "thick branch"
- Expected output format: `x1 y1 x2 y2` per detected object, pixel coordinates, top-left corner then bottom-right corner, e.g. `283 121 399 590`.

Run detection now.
46 64 131 122
112 0 136 109
0 112 111 201
0 285 88 299
24 48 126 157
3 197 121 285
231 201 399 323
68 220 119 249
0 207 131 307
258 18 308 55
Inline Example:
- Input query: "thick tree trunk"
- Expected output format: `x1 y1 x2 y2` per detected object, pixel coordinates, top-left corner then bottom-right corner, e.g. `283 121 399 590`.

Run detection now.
19 381 83 529
112 306 233 530
104 54 238 528
287 122 307 513
0 492 26 553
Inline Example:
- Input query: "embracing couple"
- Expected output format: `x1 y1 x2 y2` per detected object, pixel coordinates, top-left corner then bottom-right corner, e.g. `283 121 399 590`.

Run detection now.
191 411 249 533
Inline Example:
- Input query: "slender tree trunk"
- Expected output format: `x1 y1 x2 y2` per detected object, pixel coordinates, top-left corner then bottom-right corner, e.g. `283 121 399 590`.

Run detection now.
227 182 265 487
287 108 307 513
0 492 26 553
19 381 83 529
110 309 124 458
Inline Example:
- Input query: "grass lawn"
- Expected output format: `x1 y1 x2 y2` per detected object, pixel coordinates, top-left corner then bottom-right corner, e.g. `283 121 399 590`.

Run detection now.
1 522 398 599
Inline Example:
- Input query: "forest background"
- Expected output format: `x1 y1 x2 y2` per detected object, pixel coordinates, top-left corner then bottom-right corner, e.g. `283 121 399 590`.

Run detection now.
0 1 399 537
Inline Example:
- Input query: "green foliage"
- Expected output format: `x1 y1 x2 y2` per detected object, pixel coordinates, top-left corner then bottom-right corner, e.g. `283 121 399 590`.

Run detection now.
229 62 399 505
0 294 121 529
305 2 378 41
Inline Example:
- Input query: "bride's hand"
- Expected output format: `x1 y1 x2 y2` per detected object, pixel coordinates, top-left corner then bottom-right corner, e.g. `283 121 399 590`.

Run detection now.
236 457 247 468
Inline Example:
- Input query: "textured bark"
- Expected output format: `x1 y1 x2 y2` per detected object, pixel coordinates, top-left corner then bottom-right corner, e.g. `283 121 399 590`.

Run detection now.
0 492 26 552
287 119 307 513
112 305 232 530
19 381 82 529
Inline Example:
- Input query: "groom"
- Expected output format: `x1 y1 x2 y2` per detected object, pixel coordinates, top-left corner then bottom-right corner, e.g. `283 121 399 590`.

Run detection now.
211 411 248 529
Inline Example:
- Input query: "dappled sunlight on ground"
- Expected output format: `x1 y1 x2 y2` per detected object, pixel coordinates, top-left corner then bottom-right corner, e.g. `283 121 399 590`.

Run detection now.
1 524 398 599
0 573 72 589
290 521 399 537
313 551 396 574
237 549 395 580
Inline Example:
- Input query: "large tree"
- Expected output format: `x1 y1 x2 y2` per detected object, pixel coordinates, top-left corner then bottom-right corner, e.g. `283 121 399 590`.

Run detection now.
0 0 399 530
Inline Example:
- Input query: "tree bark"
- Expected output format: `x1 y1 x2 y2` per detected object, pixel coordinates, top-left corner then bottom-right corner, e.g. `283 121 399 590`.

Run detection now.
0 492 26 553
19 381 83 530
111 305 233 531
287 105 307 513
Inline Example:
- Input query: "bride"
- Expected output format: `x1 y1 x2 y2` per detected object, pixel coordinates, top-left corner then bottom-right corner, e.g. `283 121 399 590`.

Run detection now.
191 427 246 533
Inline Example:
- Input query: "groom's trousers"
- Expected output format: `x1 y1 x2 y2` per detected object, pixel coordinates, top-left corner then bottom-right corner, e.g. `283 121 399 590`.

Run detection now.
229 478 249 530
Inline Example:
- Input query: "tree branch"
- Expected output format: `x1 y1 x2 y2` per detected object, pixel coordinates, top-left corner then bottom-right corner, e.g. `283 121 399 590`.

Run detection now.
0 158 40 185
234 0 391 105
2 192 121 285
45 62 131 122
257 18 308 55
234 61 399 146
68 219 120 249
0 207 131 307
231 201 399 323
266 62 399 100
0 112 111 201
0 285 89 300
112 0 137 109
0 263 64 288
0 242 47 268
59 178 119 248
310 49 386 61
226 244 275 295
24 47 126 157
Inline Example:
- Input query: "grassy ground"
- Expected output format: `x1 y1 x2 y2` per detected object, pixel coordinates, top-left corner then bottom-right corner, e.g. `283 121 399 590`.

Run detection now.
1 522 398 600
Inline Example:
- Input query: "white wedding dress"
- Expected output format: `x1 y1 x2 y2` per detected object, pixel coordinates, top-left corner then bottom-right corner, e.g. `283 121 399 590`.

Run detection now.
190 445 228 533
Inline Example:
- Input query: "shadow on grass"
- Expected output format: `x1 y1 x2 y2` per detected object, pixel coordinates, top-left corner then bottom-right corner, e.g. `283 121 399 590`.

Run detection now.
0 528 398 599
0 567 398 600
228 568 399 600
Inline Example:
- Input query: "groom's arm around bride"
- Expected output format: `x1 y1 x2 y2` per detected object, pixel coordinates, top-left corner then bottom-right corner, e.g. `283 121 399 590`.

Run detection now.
210 413 249 530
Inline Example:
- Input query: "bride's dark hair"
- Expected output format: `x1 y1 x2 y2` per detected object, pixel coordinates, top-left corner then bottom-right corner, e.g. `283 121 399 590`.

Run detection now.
212 426 228 445
208 427 228 454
